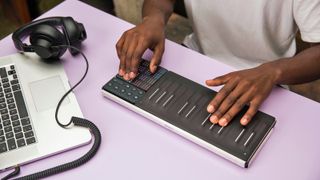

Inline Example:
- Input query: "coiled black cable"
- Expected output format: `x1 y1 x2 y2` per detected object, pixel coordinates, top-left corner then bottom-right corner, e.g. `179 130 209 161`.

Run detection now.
1 166 20 180
1 45 101 180
15 117 101 180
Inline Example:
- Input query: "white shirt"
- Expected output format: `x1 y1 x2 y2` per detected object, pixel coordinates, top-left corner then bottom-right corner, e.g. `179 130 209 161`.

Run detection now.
183 0 320 69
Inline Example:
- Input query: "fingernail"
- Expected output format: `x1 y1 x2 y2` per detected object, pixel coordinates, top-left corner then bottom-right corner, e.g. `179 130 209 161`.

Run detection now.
219 118 228 126
210 115 218 124
151 65 157 73
119 69 124 76
124 73 129 80
207 105 214 113
129 72 136 79
241 117 248 125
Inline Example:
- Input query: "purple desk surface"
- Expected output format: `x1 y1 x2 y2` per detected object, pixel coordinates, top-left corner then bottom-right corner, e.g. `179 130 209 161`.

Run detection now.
1 1 320 179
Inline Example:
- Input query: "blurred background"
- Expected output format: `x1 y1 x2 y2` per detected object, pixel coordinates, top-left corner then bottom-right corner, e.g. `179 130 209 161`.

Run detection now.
0 0 319 103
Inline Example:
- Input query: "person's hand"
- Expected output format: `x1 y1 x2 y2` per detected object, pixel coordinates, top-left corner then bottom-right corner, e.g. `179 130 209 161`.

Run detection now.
206 64 280 126
116 17 166 80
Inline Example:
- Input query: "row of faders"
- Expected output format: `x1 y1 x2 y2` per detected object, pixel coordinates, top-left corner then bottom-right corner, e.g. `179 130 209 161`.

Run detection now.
102 60 276 168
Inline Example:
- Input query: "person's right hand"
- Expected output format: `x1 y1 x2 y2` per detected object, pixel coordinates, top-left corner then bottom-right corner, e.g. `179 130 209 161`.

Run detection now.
116 17 166 80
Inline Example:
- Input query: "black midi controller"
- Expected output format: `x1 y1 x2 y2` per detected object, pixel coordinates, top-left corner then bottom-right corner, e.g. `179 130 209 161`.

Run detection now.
102 60 276 168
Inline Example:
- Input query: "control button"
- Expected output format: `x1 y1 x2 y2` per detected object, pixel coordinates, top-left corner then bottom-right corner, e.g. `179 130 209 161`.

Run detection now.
17 139 26 147
7 138 17 150
0 142 7 153
26 137 36 145
127 92 132 96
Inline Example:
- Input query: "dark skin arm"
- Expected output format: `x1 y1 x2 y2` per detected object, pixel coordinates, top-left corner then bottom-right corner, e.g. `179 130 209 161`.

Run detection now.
115 1 320 127
116 0 175 80
206 43 320 127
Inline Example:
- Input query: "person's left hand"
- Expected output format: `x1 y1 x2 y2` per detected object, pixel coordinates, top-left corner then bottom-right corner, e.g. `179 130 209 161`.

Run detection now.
206 63 280 126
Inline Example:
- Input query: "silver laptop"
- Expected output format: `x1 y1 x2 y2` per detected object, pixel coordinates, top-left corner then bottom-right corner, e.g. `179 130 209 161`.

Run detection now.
0 53 92 172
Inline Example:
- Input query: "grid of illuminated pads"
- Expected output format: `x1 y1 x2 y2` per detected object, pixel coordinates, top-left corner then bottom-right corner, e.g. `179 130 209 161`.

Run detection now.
117 60 167 91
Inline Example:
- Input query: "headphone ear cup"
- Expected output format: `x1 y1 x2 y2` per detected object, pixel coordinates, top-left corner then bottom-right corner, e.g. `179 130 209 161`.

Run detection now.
30 24 67 60
62 17 86 54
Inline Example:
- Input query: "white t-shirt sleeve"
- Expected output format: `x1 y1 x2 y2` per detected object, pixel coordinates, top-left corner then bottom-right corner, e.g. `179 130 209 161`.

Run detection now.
294 0 320 43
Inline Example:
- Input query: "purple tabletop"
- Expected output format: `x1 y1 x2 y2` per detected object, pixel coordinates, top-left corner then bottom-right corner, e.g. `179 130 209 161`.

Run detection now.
1 1 320 179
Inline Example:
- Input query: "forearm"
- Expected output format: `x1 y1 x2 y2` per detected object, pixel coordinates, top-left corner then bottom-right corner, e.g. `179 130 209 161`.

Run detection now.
142 0 175 26
263 45 320 85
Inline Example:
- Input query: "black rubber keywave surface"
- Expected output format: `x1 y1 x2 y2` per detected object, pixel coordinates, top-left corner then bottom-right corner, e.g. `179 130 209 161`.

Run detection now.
102 60 276 168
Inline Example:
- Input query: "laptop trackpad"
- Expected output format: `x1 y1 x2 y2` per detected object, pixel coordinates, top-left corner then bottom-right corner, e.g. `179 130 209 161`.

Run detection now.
29 76 70 112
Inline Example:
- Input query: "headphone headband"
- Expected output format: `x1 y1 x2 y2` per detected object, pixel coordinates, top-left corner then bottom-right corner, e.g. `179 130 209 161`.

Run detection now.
12 17 67 52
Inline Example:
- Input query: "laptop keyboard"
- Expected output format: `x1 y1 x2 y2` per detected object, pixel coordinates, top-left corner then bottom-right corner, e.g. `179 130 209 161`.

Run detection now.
0 64 36 154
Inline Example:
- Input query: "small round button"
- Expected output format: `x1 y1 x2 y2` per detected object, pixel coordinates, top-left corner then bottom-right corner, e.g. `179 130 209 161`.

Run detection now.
127 92 132 96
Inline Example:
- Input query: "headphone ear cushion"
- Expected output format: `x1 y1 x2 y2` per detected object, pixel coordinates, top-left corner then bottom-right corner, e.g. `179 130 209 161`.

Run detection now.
30 24 67 60
62 17 80 45
62 17 86 55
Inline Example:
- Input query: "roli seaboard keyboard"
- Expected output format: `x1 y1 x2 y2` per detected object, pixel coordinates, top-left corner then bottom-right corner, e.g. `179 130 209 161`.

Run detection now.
102 60 276 168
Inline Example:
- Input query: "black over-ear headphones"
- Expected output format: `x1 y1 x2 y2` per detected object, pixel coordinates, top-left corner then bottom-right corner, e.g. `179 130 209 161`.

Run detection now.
12 16 87 61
